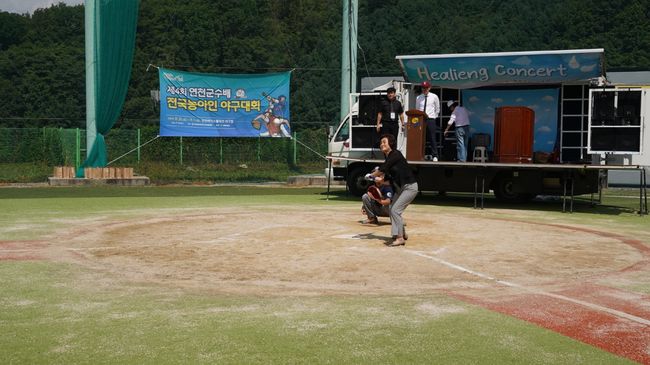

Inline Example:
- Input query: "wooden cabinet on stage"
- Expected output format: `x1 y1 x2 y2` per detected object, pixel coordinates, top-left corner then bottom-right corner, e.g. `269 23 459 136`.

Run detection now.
493 106 535 163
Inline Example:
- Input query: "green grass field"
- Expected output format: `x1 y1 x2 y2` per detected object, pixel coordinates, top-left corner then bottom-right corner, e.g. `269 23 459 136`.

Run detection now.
0 186 644 364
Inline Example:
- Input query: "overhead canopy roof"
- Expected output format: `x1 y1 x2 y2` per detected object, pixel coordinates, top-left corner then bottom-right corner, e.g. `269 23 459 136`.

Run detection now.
396 49 604 89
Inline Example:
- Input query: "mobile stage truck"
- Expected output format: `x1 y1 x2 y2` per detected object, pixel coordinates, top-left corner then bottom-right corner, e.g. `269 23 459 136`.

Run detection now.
327 49 648 213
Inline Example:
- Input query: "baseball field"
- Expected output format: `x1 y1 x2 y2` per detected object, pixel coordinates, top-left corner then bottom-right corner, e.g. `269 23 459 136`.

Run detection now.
1 185 648 364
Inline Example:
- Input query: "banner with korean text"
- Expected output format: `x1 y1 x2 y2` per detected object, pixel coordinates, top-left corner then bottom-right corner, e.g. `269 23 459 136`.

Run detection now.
159 68 290 137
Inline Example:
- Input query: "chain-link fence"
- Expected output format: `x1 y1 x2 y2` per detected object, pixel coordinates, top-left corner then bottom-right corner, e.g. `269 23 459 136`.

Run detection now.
0 126 329 168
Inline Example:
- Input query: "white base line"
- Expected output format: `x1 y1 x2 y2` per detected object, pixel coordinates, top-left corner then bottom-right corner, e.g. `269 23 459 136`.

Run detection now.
406 249 650 327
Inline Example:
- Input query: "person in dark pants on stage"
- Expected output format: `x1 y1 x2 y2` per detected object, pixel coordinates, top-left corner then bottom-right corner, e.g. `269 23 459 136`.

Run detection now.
370 134 418 247
444 100 471 162
416 81 440 161
376 87 404 141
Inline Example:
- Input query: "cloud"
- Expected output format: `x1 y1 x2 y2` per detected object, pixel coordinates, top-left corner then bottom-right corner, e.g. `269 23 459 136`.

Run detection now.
491 98 503 103
580 64 596 72
512 56 532 66
480 115 494 124
542 95 555 102
528 104 539 110
537 126 551 133
468 96 480 103
515 98 525 102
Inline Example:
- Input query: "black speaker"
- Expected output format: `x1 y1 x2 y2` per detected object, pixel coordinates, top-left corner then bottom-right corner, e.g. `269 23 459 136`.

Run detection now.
590 127 640 152
592 91 616 125
358 95 383 126
351 126 380 149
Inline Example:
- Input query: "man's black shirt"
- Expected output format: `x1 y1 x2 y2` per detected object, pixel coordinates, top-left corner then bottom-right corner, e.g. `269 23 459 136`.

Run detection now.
379 97 404 123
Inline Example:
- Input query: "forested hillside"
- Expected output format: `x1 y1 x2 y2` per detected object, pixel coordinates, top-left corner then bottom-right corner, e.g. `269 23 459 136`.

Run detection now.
0 0 648 129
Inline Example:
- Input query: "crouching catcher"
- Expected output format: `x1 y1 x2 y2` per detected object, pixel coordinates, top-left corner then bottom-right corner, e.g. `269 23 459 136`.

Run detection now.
360 172 393 225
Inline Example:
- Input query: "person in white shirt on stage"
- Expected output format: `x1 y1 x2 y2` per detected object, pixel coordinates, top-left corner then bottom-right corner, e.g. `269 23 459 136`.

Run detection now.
415 81 440 161
444 100 471 162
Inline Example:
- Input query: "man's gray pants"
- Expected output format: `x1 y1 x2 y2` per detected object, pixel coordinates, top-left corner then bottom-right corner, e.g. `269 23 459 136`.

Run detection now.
390 182 418 237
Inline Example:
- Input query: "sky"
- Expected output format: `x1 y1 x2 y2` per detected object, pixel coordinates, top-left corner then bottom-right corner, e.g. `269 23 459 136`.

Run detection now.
463 88 559 153
0 0 84 15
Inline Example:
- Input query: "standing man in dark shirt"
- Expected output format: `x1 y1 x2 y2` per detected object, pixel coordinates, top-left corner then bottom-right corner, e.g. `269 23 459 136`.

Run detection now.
370 133 418 247
376 87 404 141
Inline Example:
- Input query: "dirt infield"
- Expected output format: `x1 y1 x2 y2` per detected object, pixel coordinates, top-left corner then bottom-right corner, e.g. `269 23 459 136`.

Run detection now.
3 204 650 363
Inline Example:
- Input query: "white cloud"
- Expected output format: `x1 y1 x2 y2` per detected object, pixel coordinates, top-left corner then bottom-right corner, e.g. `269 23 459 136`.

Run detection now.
491 98 503 103
580 64 596 72
512 56 532 66
528 104 539 110
542 95 555 102
515 98 524 102
0 0 83 15
468 96 480 103
537 126 551 133
480 115 494 124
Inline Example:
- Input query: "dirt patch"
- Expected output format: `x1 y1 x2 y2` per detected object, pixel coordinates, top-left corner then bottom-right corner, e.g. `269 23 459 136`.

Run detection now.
30 205 643 298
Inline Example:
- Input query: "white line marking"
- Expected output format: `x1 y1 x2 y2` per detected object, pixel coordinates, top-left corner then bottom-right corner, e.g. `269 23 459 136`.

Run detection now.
332 234 363 240
405 249 650 326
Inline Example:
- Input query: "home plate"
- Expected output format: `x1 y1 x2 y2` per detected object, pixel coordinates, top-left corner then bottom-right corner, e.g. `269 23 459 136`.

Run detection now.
332 234 364 239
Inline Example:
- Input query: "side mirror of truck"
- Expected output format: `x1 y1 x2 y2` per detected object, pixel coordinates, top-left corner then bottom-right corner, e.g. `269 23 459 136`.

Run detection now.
328 126 334 138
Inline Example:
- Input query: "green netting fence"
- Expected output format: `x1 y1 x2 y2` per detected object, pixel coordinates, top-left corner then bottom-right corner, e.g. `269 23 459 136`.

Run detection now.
0 126 329 168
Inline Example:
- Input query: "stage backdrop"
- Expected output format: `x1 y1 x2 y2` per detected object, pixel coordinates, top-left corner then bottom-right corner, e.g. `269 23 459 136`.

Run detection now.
159 68 290 137
462 88 559 153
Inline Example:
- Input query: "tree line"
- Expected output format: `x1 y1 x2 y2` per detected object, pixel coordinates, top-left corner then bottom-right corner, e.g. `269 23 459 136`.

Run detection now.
0 0 648 129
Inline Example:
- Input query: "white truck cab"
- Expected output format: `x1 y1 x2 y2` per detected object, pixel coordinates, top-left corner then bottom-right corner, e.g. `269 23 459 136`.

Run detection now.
327 81 411 194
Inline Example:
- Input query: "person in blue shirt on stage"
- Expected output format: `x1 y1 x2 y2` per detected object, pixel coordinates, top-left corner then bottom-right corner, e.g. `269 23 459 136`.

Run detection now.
444 100 471 162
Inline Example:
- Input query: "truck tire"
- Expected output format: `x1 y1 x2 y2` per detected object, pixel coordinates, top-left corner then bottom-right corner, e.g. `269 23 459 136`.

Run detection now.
493 176 534 203
347 165 373 197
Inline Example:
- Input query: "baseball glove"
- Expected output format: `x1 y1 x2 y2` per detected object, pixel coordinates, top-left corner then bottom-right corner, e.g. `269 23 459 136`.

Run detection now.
367 185 382 201
252 120 261 130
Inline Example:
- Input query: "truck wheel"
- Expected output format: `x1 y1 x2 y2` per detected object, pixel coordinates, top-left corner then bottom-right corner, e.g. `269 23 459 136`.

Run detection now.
347 165 373 197
493 177 533 203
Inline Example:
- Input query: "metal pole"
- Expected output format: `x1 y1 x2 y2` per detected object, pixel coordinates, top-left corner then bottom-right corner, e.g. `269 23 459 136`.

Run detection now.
220 138 223 164
293 131 297 165
84 0 97 158
326 158 332 201
137 128 141 163
75 128 80 169
180 136 183 165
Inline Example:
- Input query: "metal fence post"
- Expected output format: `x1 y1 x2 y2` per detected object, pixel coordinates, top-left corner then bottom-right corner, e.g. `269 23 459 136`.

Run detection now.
180 136 183 165
137 128 141 163
219 138 223 164
293 131 297 165
75 128 80 169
